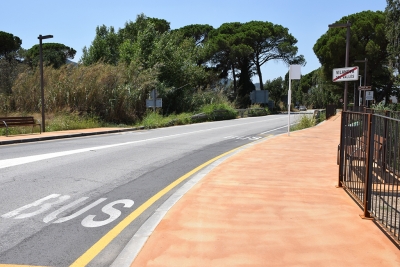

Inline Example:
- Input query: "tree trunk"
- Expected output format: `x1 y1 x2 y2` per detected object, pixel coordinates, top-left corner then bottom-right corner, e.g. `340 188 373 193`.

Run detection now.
231 64 237 94
256 63 264 90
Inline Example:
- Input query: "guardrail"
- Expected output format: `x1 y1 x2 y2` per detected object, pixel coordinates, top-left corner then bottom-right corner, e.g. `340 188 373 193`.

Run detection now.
339 110 400 242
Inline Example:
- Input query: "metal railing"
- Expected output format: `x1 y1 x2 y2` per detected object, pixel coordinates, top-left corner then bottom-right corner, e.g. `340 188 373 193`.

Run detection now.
339 110 400 242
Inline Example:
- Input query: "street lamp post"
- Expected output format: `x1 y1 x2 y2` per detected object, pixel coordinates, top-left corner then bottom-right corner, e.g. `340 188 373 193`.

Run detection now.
355 58 368 106
38 34 53 132
328 21 351 111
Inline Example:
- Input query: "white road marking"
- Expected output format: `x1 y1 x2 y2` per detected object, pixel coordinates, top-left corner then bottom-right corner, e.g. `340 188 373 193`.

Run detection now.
0 117 285 169
81 199 134 228
2 194 135 228
260 125 291 134
1 194 70 219
43 197 89 223
53 198 107 224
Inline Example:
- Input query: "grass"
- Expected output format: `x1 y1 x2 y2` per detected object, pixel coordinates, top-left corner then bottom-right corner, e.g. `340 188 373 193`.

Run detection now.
0 112 109 136
141 112 193 129
1 105 314 136
290 115 316 131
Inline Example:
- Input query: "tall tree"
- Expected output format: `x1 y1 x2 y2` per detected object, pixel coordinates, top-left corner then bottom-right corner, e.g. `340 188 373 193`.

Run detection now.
241 21 305 90
26 43 76 68
207 22 253 95
0 31 24 95
119 14 170 42
0 31 22 61
175 24 214 46
386 0 400 75
314 11 392 102
81 25 120 65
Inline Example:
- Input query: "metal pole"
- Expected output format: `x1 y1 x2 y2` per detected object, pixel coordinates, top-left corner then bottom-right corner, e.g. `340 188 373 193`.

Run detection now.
288 75 291 136
360 113 373 219
364 58 368 107
153 89 156 112
344 21 350 111
39 36 45 133
38 34 53 132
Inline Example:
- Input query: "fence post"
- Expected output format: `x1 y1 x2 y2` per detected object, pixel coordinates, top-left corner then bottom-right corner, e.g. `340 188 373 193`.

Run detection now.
337 111 346 188
360 113 373 219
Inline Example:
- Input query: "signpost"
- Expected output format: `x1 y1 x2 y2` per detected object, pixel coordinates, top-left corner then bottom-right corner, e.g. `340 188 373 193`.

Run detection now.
288 65 301 136
358 86 372 91
332 67 359 82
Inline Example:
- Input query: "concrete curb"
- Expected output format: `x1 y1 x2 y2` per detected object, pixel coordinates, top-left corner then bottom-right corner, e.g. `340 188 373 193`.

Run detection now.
0 127 144 145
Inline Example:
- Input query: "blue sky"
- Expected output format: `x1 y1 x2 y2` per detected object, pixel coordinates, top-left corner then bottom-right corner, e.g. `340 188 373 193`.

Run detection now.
2 0 386 83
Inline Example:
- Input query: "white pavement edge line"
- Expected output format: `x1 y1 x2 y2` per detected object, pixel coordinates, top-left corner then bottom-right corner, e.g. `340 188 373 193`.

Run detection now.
109 142 257 267
0 116 284 169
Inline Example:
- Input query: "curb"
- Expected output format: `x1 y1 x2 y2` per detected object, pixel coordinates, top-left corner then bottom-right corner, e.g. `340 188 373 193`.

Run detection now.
0 127 144 145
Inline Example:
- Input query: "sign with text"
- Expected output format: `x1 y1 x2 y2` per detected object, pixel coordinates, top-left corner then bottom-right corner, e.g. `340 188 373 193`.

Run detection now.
332 66 359 82
366 91 374 101
146 99 162 108
358 86 372 91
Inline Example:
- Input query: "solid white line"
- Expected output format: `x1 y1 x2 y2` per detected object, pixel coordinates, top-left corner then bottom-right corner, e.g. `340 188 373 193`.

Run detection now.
0 117 286 169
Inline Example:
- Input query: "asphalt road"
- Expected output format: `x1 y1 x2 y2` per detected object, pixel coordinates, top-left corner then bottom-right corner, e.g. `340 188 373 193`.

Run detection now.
0 114 296 266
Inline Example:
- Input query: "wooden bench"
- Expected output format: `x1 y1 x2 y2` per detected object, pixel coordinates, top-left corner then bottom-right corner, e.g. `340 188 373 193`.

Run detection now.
0 117 41 136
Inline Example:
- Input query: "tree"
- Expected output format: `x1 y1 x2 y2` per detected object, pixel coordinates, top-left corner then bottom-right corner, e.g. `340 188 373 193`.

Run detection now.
0 31 22 61
175 24 214 46
264 77 284 104
81 25 120 65
25 43 76 69
0 31 24 95
207 22 254 95
314 11 392 102
241 21 305 90
119 13 170 42
386 0 400 76
206 21 304 105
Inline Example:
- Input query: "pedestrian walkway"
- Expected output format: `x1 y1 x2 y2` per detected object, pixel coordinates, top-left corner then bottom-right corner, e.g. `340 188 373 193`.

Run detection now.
126 113 400 267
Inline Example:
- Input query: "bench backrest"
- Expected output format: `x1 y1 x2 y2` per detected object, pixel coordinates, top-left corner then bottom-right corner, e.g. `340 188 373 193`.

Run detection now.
0 116 37 126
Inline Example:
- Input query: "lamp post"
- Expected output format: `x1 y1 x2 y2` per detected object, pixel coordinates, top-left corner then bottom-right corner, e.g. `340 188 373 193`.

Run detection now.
38 34 53 132
355 58 368 106
329 21 351 111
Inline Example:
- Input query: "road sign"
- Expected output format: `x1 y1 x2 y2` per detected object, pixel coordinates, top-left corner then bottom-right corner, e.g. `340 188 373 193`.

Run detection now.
332 66 359 82
146 99 162 108
365 91 374 101
358 86 372 91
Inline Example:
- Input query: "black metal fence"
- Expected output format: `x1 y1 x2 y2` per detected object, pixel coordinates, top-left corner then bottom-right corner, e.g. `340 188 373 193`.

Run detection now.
339 110 400 242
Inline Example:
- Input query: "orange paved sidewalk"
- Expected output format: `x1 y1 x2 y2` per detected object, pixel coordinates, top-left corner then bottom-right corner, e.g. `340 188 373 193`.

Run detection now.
130 114 400 267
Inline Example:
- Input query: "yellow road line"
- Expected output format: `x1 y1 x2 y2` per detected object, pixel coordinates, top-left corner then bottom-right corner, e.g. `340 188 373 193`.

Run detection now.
70 146 242 267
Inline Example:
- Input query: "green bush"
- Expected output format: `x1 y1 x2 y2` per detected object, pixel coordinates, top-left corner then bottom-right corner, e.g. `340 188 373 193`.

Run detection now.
291 115 316 131
199 103 237 120
141 111 193 129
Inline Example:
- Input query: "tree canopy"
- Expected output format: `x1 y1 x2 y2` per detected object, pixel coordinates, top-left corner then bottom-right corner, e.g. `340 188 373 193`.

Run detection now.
26 43 76 68
313 10 393 102
386 0 400 75
0 31 22 61
205 21 304 107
